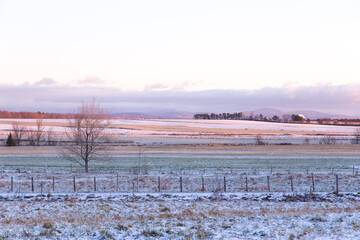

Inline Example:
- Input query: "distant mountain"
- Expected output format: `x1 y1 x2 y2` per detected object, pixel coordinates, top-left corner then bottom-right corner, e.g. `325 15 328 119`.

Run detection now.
114 108 354 120
244 108 353 120
113 111 194 119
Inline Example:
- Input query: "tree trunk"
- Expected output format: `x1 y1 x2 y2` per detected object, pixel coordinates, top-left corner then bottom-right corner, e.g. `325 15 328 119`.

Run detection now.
85 161 88 173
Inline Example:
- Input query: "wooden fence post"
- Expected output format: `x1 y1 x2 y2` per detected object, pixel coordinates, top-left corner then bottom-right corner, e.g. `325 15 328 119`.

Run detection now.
73 176 76 192
335 174 339 195
11 177 13 192
201 176 205 192
245 176 248 192
223 176 227 192
52 177 55 192
180 176 183 192
267 176 270 192
116 173 119 192
31 177 34 193
290 175 294 192
158 176 161 192
94 177 97 192
311 173 315 192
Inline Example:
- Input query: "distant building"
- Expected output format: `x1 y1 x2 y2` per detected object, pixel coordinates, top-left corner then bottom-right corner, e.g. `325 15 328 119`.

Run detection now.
292 114 306 122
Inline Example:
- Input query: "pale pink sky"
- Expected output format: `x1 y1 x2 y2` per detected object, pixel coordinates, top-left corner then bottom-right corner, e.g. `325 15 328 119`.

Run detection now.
0 1 359 114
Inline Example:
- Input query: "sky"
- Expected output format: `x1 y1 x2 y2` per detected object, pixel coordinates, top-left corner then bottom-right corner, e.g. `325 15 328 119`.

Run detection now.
1 0 360 115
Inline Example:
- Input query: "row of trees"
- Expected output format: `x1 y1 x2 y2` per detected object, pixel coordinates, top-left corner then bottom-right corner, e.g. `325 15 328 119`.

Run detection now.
194 112 307 122
5 119 54 147
0 110 70 119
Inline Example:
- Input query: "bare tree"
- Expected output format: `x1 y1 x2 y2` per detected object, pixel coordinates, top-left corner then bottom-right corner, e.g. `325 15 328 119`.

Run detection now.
61 100 111 173
352 129 360 144
134 147 148 191
12 122 27 146
35 118 45 146
27 130 36 146
255 135 266 145
46 127 56 146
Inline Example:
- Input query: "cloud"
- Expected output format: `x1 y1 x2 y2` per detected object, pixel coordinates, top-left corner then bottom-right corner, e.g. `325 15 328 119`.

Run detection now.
144 83 169 91
34 77 57 85
1 82 360 116
76 76 105 85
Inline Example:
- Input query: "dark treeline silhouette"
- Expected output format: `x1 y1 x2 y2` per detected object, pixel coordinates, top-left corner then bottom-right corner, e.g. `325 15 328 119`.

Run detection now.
0 110 70 119
193 112 281 121
194 112 310 123
194 112 246 120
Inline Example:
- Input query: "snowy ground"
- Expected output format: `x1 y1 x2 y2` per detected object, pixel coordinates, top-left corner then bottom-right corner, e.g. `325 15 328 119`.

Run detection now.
1 192 360 239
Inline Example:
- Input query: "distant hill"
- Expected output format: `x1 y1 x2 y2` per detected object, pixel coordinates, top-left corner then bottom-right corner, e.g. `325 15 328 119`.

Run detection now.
113 111 194 119
0 110 70 119
244 108 353 120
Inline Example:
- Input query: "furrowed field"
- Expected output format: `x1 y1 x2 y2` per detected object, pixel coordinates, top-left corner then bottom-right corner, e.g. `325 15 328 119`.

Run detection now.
1 119 360 239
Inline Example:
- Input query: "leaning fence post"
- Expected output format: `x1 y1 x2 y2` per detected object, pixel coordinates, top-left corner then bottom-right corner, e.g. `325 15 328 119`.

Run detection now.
158 176 161 192
335 174 339 195
290 176 294 192
224 176 227 192
11 177 13 192
94 177 97 192
180 176 183 192
73 176 76 192
201 176 205 192
31 177 34 193
311 173 315 192
245 176 248 192
267 176 270 192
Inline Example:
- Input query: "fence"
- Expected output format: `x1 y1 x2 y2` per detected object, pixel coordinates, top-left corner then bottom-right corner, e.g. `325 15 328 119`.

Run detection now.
0 171 358 194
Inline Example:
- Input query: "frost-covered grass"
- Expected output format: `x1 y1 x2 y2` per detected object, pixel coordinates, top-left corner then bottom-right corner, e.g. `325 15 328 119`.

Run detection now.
1 193 360 239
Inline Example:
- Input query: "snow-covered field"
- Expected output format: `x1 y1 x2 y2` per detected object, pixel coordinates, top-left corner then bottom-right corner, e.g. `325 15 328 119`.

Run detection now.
1 192 360 239
2 119 360 239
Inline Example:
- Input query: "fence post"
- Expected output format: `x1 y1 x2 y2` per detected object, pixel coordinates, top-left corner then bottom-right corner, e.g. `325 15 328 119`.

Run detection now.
353 166 355 175
158 176 161 193
311 173 315 192
270 165 273 174
31 177 34 193
267 176 271 192
290 176 294 192
73 176 76 192
11 177 13 192
224 176 227 192
335 174 339 195
94 177 97 192
180 176 183 192
52 177 55 192
245 176 248 192
116 173 119 192
201 176 205 192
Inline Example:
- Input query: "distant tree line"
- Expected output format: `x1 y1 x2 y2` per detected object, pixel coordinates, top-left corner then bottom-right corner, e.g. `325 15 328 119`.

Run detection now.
0 110 70 119
194 112 307 123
